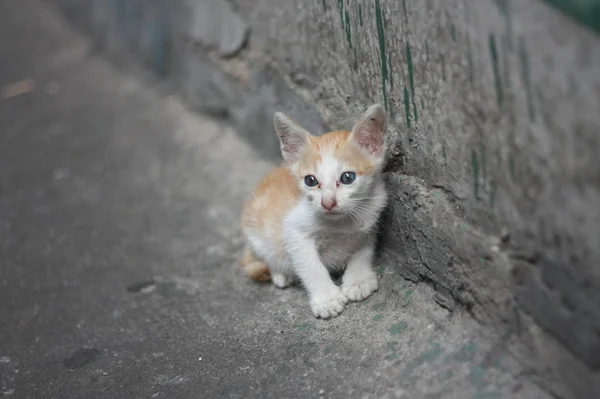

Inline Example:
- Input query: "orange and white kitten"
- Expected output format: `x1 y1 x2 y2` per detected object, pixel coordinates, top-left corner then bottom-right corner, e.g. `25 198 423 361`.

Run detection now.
241 104 388 319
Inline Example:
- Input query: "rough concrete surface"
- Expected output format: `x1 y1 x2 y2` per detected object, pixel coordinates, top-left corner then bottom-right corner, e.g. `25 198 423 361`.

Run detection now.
85 0 600 397
45 6 600 396
0 2 561 399
226 5 600 392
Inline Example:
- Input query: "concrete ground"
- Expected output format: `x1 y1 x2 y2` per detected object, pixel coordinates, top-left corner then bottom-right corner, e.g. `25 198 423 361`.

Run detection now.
0 2 551 398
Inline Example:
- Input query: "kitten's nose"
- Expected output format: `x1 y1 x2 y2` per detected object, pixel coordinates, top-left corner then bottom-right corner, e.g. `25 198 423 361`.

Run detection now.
321 198 337 211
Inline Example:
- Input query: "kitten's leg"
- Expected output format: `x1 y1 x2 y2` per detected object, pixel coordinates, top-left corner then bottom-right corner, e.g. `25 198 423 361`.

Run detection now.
240 245 271 282
341 241 379 301
272 273 293 289
287 232 348 318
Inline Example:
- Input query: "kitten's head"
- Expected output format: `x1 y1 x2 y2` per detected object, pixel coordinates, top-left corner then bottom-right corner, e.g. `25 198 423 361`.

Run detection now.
274 104 387 217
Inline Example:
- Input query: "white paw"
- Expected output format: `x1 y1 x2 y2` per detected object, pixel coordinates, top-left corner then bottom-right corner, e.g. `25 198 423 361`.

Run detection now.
310 288 348 319
342 274 379 301
272 273 293 289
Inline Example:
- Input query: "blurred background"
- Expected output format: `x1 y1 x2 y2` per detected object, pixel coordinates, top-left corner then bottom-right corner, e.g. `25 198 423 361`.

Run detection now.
1 1 599 398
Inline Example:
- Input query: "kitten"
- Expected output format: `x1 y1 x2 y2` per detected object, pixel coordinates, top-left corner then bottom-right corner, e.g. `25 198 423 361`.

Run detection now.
241 104 388 319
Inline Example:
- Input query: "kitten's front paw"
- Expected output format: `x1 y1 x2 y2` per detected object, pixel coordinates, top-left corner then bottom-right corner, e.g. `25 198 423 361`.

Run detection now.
272 273 293 289
342 273 378 301
310 288 348 319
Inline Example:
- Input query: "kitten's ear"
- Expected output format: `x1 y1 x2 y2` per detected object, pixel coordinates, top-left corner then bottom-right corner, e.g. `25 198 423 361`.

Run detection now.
350 104 387 157
274 112 311 163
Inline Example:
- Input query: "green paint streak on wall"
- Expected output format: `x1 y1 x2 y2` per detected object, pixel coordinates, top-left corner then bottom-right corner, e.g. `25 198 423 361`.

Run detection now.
501 35 511 95
542 0 600 34
359 4 363 26
390 321 409 335
425 40 429 62
375 0 387 80
451 24 457 41
413 99 419 123
322 0 327 12
494 0 514 50
353 47 358 71
402 0 409 24
406 42 415 97
466 37 475 86
372 314 383 322
338 0 344 26
404 86 411 128
441 54 446 81
519 36 535 120
471 149 480 200
388 52 394 89
345 9 352 48
406 42 418 122
489 34 503 108
381 81 388 112
375 0 388 110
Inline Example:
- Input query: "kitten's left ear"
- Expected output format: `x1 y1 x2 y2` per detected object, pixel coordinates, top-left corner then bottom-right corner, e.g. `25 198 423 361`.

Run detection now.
350 104 387 157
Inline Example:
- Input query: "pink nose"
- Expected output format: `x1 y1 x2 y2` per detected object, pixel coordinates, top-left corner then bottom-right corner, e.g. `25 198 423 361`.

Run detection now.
321 198 337 211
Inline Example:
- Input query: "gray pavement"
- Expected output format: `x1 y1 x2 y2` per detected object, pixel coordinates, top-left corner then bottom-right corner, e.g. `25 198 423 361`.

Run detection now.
0 2 551 398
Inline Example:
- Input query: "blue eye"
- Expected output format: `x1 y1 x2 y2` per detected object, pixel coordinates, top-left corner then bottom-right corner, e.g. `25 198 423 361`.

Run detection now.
340 172 356 185
304 175 318 187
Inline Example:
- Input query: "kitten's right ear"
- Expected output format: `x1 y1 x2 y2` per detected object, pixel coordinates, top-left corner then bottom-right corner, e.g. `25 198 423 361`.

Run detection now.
350 104 387 158
274 112 311 163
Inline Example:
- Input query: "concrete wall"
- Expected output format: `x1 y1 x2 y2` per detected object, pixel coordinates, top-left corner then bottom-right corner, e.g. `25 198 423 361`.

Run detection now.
50 0 600 397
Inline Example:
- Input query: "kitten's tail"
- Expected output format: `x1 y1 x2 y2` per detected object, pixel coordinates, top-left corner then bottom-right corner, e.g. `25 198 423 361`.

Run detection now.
241 246 271 282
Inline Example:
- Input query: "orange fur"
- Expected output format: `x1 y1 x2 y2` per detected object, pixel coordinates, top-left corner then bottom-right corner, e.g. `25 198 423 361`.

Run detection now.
241 167 301 280
240 130 376 281
305 131 374 175
240 246 271 282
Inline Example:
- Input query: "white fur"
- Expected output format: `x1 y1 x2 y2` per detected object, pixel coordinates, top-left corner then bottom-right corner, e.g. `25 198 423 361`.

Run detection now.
272 273 293 289
251 104 388 318
342 241 379 301
245 174 386 318
281 178 387 318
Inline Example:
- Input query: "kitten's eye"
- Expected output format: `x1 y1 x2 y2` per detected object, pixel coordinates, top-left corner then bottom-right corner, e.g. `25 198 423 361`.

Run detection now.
340 172 356 185
304 175 319 187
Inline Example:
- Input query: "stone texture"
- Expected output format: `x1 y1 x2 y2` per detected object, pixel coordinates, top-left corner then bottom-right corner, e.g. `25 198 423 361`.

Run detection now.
225 2 600 397
233 63 328 160
0 3 555 398
47 0 600 398
177 45 241 117
186 0 249 57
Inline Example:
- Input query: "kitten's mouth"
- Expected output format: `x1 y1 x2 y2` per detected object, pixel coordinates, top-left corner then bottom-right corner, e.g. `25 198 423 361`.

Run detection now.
322 209 344 218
